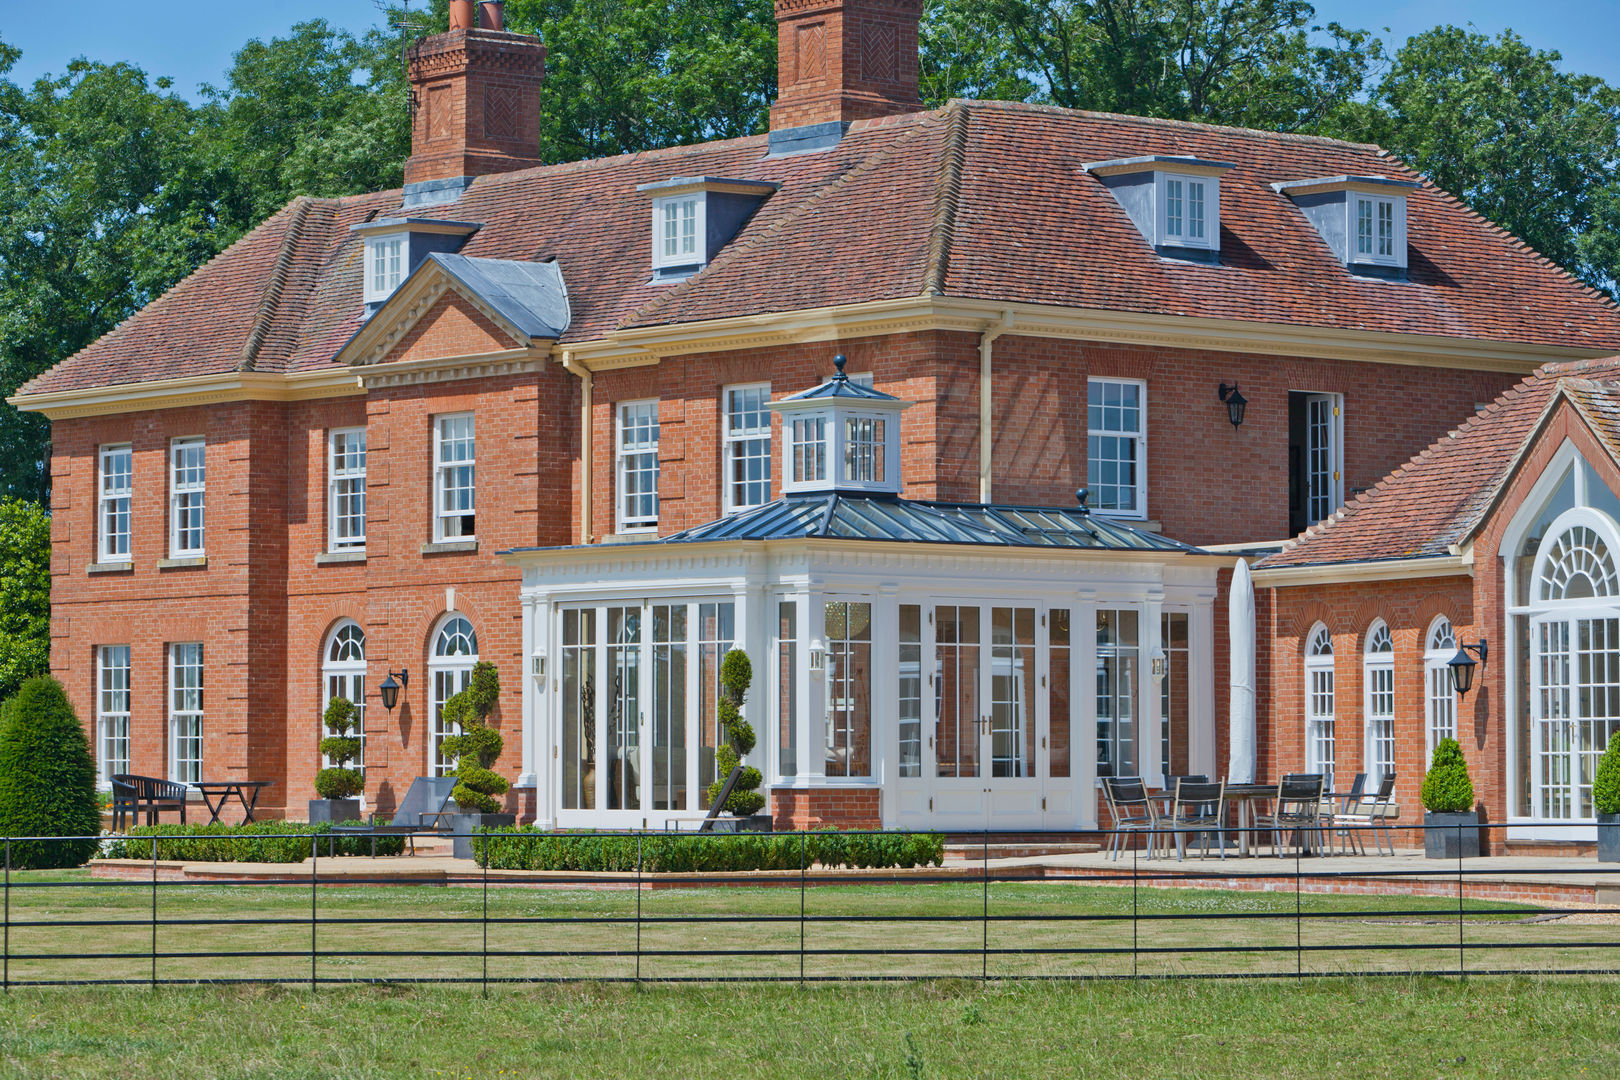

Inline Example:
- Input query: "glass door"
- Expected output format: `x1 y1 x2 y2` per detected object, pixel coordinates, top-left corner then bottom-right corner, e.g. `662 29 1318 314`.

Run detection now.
1532 614 1620 820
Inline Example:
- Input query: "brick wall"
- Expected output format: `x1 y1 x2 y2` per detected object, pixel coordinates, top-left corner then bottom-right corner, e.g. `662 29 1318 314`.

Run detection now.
771 786 883 830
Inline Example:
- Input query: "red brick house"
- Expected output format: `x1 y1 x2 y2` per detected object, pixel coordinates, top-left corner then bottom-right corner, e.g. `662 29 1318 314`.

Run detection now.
13 0 1620 831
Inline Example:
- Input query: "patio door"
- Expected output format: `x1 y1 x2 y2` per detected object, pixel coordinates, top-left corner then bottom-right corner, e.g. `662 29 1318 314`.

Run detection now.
1530 613 1620 820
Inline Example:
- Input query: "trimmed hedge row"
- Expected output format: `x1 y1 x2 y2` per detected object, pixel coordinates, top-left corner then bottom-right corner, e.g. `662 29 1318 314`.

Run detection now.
101 821 406 863
473 828 945 872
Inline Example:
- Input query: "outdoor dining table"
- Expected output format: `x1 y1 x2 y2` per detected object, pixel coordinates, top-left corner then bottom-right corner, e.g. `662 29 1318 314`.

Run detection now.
1147 783 1276 857
191 780 275 825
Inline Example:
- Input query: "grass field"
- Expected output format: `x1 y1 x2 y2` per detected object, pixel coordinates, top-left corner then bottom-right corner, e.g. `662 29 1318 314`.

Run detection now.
0 977 1617 1078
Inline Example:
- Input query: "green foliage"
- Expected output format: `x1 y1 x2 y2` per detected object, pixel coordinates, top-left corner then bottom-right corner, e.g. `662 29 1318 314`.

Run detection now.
0 499 49 701
705 648 763 817
101 820 406 862
1594 732 1620 817
439 661 509 815
315 696 364 800
474 828 946 872
1421 737 1477 814
0 676 101 869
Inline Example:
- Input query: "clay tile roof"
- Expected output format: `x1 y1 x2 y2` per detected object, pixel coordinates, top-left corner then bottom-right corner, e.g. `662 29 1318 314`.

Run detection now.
18 99 1620 399
1257 356 1620 570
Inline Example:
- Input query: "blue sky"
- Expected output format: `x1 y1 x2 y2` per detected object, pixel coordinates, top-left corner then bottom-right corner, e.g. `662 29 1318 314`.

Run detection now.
3 0 1618 97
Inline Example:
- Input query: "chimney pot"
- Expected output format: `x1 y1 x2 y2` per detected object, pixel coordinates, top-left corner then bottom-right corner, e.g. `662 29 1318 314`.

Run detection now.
449 0 476 30
479 1 505 30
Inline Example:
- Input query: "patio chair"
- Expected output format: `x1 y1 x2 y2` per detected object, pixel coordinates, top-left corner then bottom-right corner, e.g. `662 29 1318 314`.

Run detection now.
1168 778 1226 861
1325 772 1367 855
331 776 459 855
1335 773 1398 856
1256 775 1325 857
1103 777 1162 860
111 774 188 831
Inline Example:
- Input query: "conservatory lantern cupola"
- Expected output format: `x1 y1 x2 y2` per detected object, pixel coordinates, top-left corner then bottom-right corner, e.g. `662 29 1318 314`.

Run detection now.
771 355 911 496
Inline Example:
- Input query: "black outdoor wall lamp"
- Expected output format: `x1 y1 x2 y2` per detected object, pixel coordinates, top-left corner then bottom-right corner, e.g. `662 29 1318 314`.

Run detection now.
1448 639 1488 696
378 669 410 713
1217 382 1248 428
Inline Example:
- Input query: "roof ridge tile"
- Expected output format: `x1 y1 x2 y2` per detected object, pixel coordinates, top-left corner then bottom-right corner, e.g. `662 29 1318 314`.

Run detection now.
921 102 969 296
237 196 316 372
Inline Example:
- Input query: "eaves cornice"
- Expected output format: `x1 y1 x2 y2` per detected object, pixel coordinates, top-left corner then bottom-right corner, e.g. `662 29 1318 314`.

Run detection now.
7 368 362 421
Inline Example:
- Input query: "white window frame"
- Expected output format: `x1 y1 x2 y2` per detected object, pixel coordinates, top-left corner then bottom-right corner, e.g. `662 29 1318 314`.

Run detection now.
322 621 368 777
651 194 706 270
1304 624 1335 788
1362 620 1395 785
836 410 896 492
1086 377 1147 519
1157 172 1219 250
783 415 828 491
1425 616 1457 763
430 615 478 777
97 644 131 787
722 383 772 515
168 642 203 785
616 399 660 532
168 436 206 558
364 234 406 304
433 413 476 542
327 427 368 552
98 443 132 563
1349 193 1407 268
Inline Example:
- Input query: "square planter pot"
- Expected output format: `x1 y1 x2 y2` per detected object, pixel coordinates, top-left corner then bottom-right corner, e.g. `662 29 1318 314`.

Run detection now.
1599 813 1620 863
448 812 517 860
308 798 361 824
1423 811 1480 859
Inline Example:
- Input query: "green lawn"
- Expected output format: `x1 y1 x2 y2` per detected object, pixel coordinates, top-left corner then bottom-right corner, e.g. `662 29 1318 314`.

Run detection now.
0 977 1618 1079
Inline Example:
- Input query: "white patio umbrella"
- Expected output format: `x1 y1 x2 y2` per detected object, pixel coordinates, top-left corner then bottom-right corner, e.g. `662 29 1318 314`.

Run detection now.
1227 557 1257 784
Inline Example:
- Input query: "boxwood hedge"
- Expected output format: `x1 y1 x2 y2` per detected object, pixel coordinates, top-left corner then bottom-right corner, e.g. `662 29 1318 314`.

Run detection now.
101 821 406 863
472 828 944 872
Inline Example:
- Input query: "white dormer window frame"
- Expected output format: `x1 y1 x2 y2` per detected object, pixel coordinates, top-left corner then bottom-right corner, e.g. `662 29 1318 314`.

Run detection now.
364 234 406 305
1157 172 1218 250
651 194 706 270
1350 193 1406 268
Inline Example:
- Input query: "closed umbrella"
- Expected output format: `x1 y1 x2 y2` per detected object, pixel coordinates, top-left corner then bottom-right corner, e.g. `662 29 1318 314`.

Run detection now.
1227 558 1257 784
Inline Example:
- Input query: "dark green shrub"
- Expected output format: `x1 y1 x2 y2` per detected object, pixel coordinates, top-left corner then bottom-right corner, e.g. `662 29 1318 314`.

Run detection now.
1595 732 1620 816
473 828 945 872
704 648 764 817
314 696 364 800
1421 737 1476 813
101 820 405 862
440 661 509 814
0 676 101 869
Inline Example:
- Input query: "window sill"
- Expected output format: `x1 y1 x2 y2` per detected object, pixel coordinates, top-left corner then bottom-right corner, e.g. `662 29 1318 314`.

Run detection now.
157 556 207 569
316 551 367 565
606 528 658 543
421 540 478 555
87 561 133 574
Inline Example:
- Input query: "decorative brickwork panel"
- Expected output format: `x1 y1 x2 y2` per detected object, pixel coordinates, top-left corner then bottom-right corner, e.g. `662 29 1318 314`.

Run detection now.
860 21 897 84
795 23 825 82
484 84 521 140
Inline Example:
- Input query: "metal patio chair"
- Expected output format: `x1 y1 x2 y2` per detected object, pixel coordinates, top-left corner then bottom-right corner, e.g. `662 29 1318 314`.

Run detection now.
1256 774 1325 857
1168 778 1226 861
1335 772 1398 856
1104 776 1162 860
1325 772 1367 855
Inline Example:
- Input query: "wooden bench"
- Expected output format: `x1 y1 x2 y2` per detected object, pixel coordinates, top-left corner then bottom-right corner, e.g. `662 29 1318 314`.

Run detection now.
110 774 188 831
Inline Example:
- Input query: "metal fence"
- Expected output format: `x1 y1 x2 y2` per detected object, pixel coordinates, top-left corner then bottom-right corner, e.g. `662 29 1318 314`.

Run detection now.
2 823 1618 989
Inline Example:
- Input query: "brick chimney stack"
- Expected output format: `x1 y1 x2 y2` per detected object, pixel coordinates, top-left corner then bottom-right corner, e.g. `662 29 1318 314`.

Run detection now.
768 0 923 150
403 0 546 202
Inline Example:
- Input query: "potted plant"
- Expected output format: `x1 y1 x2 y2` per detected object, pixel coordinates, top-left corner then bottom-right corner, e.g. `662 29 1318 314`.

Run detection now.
1421 737 1479 859
439 661 513 858
1595 732 1620 862
704 648 770 832
309 696 364 823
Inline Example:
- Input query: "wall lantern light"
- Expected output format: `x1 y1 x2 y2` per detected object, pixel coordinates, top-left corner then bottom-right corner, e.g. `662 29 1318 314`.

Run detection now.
809 639 827 676
1217 383 1248 428
1448 639 1488 696
531 654 546 680
1150 644 1167 681
378 669 409 713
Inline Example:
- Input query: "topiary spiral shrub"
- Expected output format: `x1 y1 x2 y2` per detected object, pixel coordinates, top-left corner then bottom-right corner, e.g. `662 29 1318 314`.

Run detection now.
0 676 101 869
704 648 764 817
440 661 509 814
1421 737 1476 813
314 696 364 800
1595 732 1620 816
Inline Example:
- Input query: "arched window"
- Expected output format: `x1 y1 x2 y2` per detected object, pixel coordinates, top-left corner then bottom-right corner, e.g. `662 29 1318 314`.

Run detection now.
430 615 478 776
1304 624 1336 787
1424 617 1456 761
1536 523 1620 602
322 621 367 775
1363 621 1394 785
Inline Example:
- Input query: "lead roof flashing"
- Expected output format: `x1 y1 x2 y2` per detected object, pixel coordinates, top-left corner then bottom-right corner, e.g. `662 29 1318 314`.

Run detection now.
1081 154 1235 177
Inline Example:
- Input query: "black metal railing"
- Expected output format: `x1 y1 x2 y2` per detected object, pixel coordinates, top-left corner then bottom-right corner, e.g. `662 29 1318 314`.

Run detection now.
1 822 1617 989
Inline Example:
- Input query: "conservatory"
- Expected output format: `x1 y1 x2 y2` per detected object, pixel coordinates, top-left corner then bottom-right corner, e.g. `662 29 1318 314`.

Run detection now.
503 366 1228 831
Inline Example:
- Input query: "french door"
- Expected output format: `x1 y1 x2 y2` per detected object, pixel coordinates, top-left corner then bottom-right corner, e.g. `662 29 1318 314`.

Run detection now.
1305 393 1342 525
1531 614 1620 820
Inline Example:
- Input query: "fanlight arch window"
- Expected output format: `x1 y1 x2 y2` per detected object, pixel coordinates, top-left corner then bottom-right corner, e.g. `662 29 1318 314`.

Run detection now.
322 620 367 774
1536 520 1620 603
429 616 479 776
1424 617 1456 759
1363 620 1394 785
1304 623 1336 787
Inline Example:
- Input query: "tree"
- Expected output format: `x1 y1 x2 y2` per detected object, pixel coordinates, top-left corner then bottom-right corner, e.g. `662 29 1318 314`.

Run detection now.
1347 26 1620 299
0 498 49 703
0 676 101 869
439 661 509 814
315 696 364 800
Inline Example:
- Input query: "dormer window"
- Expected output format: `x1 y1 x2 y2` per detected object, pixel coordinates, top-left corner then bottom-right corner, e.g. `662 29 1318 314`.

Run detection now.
771 355 910 496
1081 155 1233 262
366 235 405 305
636 176 780 283
350 217 482 316
1272 176 1417 277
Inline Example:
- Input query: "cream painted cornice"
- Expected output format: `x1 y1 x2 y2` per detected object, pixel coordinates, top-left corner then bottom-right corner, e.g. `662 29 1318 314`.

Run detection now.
356 346 549 389
1251 553 1471 587
559 295 1608 374
8 368 362 420
335 265 534 370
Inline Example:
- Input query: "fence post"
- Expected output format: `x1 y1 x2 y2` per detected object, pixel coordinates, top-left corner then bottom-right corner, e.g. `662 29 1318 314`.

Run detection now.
310 835 318 992
634 833 642 987
483 831 490 999
1295 838 1302 980
982 827 989 983
799 831 806 987
150 835 158 990
4 838 9 993
1131 839 1138 979
1458 825 1465 979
